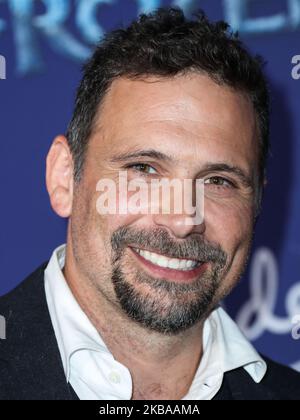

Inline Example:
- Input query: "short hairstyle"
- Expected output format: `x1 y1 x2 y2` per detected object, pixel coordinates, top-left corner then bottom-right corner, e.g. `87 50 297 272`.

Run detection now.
66 7 270 209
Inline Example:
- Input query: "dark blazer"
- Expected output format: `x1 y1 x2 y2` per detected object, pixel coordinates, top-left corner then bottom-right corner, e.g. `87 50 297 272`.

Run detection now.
0 263 300 400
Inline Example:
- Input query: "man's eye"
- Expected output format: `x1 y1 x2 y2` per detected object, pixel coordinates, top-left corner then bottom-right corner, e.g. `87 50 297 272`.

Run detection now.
127 163 157 175
204 176 234 188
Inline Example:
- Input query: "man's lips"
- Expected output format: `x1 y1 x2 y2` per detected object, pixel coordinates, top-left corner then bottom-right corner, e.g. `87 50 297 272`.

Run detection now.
129 246 209 283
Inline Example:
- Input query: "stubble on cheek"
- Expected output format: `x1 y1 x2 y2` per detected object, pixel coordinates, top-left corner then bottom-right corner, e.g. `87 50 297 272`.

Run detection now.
70 182 114 291
216 198 254 280
217 225 254 302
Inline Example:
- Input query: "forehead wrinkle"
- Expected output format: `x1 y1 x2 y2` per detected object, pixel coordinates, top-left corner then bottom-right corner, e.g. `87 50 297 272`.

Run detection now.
123 99 254 137
96 75 257 142
120 119 243 151
89 75 259 177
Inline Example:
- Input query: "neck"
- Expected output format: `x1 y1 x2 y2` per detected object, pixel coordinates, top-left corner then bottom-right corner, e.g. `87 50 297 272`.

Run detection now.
63 246 204 400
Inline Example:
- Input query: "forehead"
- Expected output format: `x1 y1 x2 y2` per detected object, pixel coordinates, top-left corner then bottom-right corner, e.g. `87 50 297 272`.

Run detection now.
90 73 258 167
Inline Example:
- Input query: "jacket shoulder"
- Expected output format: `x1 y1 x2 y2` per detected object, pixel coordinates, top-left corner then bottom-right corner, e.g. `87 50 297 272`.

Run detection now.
0 261 73 400
0 262 48 314
0 261 49 361
218 355 300 400
262 356 300 400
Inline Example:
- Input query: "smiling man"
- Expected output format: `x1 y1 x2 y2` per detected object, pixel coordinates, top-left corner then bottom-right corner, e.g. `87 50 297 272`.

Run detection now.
1 7 300 401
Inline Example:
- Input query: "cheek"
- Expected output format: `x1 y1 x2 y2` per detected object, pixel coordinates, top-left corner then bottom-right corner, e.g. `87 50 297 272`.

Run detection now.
95 178 154 236
205 199 254 296
204 197 254 253
94 209 145 259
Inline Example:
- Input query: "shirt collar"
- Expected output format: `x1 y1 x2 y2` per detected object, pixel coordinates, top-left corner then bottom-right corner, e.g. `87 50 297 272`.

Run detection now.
44 244 111 381
211 307 267 382
45 244 267 395
184 305 266 399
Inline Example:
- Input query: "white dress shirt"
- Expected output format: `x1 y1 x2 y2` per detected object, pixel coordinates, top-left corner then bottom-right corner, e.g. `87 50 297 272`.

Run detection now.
44 244 267 400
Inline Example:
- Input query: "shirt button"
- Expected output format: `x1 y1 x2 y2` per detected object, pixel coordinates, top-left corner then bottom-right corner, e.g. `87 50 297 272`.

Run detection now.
108 371 121 384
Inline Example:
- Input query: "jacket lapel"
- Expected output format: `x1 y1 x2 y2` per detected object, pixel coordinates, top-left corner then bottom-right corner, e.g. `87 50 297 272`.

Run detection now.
0 263 77 400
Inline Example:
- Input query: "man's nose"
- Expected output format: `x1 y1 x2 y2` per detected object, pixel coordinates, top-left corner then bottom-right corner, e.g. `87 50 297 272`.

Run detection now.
153 212 206 239
151 178 206 238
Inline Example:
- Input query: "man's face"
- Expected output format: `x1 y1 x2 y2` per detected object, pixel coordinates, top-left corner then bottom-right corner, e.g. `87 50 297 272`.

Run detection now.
69 73 258 335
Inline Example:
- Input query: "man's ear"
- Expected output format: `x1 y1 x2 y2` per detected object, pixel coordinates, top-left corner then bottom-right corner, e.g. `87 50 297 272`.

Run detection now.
46 135 74 218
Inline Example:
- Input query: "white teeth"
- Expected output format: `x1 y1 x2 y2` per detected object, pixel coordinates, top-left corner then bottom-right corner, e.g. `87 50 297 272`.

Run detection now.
135 249 199 271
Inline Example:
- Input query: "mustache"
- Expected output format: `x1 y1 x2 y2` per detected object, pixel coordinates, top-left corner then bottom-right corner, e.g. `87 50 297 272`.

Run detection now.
111 226 227 267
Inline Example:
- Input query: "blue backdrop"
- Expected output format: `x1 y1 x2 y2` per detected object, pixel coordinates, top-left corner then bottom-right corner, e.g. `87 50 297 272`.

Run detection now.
1 0 300 371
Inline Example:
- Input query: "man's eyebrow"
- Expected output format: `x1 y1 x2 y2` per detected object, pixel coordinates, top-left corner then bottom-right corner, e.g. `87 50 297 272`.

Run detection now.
201 163 253 187
109 149 175 163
